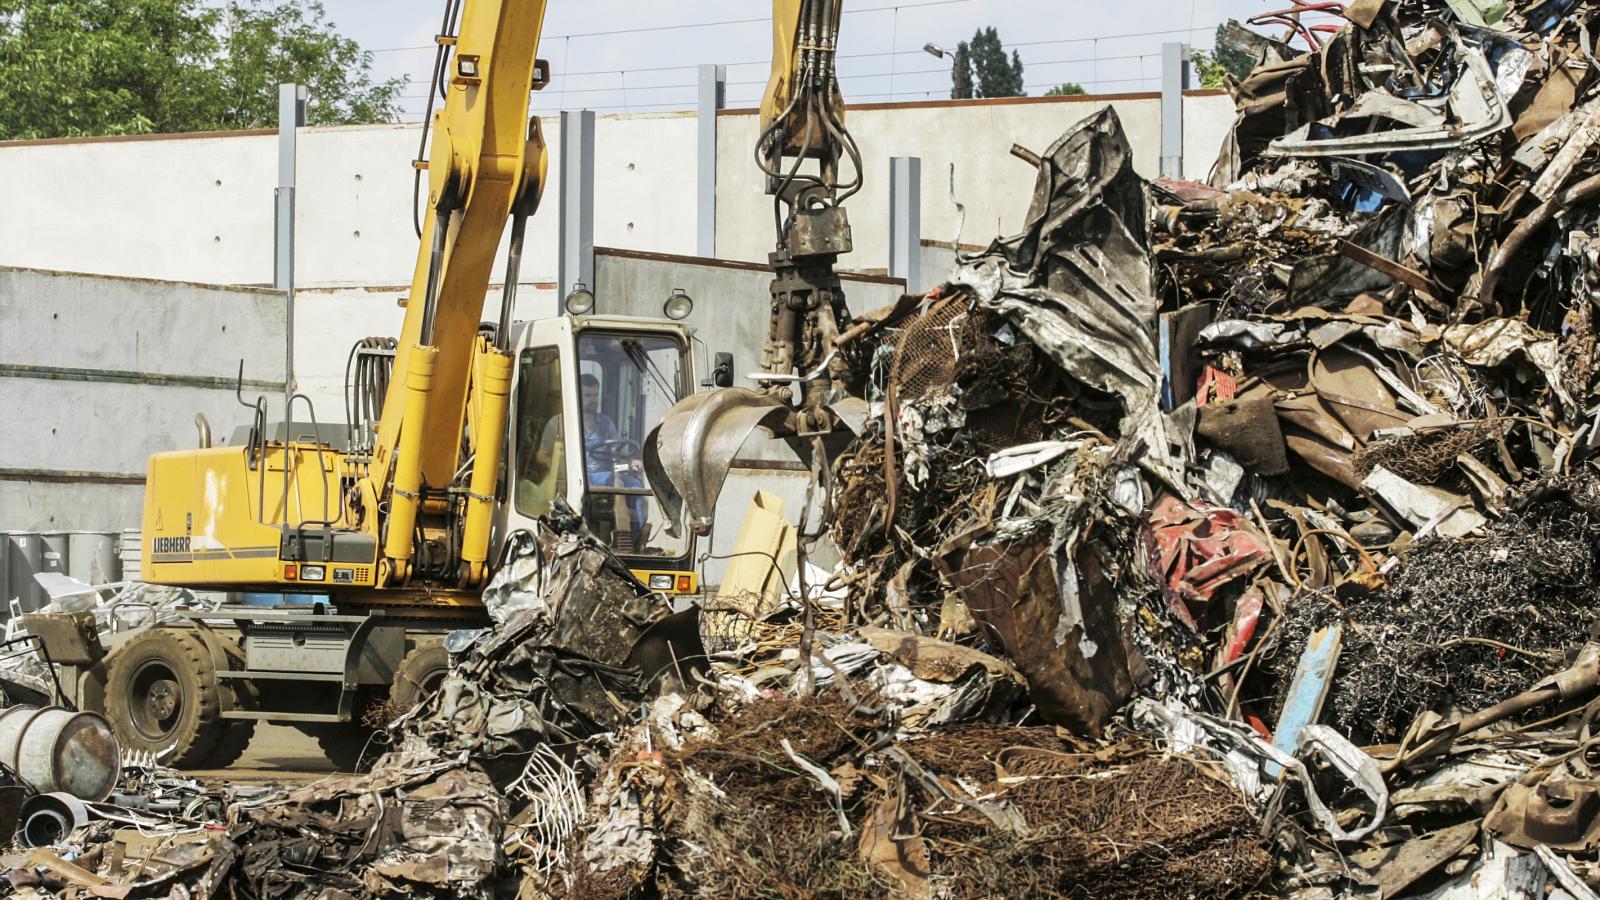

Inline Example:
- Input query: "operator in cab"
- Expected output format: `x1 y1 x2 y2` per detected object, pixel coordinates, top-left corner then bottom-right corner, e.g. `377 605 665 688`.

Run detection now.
533 373 647 543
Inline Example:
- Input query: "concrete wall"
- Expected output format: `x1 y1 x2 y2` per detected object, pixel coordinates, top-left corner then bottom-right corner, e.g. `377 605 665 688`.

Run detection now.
0 113 701 290
0 268 286 531
0 92 1233 290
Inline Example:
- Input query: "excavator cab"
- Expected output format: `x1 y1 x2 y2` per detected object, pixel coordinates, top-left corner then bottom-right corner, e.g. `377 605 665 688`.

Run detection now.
502 314 699 592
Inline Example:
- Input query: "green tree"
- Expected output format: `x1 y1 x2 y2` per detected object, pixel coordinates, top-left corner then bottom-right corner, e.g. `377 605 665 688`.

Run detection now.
1191 23 1258 89
209 1 405 130
1046 83 1086 96
0 0 403 140
949 27 1024 99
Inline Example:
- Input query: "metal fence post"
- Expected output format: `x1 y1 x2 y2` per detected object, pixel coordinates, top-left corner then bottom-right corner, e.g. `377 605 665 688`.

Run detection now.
1160 43 1189 179
696 64 726 258
276 83 307 416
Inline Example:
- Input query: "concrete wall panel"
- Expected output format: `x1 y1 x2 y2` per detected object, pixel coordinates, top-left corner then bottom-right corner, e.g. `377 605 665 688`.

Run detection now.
0 378 265 474
0 134 275 285
0 268 287 532
0 481 142 532
0 268 284 379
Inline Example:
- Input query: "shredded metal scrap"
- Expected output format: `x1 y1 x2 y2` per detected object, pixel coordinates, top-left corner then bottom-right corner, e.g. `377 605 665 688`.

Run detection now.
25 2 1600 896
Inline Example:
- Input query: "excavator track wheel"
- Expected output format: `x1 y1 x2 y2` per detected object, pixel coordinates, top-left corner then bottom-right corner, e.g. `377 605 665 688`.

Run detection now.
105 628 232 769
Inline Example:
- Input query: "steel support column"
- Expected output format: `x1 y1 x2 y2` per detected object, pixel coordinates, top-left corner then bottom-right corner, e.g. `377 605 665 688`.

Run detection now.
889 156 922 294
1160 43 1189 179
559 110 596 306
696 64 726 258
275 83 307 416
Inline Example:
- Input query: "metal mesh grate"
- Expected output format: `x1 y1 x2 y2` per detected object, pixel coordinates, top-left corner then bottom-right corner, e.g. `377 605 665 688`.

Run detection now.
890 295 977 404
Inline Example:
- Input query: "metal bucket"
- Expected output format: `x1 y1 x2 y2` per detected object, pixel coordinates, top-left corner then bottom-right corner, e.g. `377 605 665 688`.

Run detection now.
119 529 142 583
40 532 68 581
0 706 120 801
5 533 42 612
66 532 119 585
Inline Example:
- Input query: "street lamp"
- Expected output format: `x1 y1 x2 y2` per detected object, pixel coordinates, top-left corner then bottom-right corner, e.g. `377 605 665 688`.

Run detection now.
925 43 959 97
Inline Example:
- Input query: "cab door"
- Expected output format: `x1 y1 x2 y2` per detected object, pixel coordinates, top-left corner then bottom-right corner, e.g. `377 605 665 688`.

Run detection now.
494 317 585 559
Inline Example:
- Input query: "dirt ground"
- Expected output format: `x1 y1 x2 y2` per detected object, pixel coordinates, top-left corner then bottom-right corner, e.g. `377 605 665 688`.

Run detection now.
189 724 335 784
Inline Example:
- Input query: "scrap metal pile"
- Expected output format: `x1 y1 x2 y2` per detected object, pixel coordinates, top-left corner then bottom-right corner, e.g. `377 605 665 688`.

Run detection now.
0 519 1277 899
826 1 1600 894
21 2 1600 897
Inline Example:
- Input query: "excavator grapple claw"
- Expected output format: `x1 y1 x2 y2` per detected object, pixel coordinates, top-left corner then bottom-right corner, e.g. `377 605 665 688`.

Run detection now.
645 390 871 540
644 388 796 539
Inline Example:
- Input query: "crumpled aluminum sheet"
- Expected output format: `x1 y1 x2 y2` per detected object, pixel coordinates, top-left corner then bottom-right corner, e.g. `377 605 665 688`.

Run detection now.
1135 698 1388 844
948 107 1192 492
234 751 506 898
399 507 702 756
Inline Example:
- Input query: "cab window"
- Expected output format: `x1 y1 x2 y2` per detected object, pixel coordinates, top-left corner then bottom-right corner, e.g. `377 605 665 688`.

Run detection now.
575 333 687 559
514 346 566 518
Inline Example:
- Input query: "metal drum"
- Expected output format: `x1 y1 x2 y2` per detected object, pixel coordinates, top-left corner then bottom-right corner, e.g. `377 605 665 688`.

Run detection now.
66 532 119 586
39 531 68 580
0 706 120 801
119 529 142 583
6 533 43 612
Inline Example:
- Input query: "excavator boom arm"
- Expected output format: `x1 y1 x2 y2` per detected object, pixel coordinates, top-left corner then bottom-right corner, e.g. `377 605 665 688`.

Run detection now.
364 0 551 586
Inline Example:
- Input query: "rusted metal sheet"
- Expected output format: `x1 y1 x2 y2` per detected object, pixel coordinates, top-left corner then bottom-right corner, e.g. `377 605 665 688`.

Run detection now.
935 529 1134 738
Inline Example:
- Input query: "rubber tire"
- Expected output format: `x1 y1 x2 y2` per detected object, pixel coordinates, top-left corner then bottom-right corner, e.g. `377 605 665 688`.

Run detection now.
307 645 448 772
205 638 256 768
391 644 451 710
307 723 373 773
105 628 228 769
207 719 257 768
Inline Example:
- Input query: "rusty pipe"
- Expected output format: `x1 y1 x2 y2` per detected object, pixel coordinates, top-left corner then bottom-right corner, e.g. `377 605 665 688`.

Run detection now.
1480 172 1600 310
1009 143 1042 167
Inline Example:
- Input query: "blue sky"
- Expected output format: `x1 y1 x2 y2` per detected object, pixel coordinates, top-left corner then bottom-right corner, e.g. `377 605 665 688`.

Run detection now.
316 0 1327 121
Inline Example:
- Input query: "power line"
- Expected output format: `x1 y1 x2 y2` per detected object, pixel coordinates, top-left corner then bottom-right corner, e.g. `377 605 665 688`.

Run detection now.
381 25 1206 89
399 48 1162 98
391 49 1163 103
394 68 1172 119
370 0 970 53
1006 24 1217 48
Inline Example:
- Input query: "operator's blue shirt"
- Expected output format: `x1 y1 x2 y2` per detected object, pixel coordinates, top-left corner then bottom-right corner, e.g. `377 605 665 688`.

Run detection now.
539 409 619 477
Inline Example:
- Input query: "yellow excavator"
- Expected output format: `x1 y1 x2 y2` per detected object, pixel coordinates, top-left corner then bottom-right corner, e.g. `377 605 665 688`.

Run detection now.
65 0 861 769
